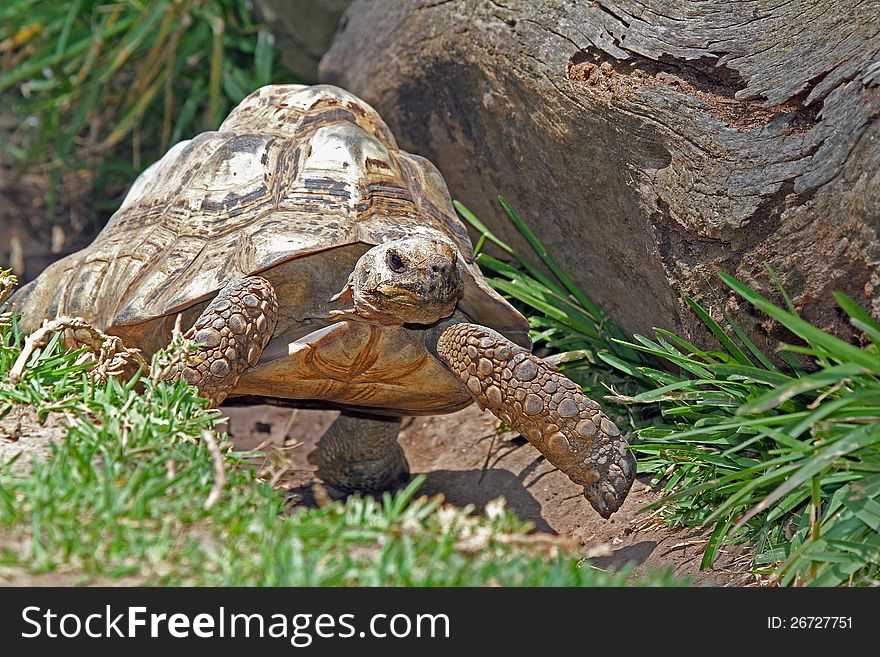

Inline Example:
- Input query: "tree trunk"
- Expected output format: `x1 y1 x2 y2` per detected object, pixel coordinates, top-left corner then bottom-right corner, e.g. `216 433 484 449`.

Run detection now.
320 0 880 350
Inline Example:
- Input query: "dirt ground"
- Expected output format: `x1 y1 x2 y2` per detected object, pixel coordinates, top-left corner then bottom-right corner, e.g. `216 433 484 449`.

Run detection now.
0 107 108 284
0 406 68 477
221 403 757 586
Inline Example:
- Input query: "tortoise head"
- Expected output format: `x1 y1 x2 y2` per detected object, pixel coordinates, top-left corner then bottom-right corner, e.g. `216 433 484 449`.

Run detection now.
342 237 464 325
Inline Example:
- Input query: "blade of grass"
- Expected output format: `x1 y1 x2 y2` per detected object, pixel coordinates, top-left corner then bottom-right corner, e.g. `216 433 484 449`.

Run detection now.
721 273 880 372
684 296 753 366
732 423 880 531
498 195 606 321
738 363 864 415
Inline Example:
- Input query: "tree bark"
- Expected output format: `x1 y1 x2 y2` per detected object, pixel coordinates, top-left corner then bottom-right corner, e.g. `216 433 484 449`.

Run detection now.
320 0 880 350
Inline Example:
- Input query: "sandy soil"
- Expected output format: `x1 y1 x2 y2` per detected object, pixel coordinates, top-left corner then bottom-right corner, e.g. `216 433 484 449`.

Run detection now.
0 406 68 477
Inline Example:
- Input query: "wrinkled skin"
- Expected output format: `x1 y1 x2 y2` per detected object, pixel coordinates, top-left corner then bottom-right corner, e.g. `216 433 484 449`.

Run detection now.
333 237 463 325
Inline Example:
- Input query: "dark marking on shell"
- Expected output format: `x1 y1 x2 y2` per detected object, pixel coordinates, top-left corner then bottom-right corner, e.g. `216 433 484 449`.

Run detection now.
297 107 362 131
365 157 393 170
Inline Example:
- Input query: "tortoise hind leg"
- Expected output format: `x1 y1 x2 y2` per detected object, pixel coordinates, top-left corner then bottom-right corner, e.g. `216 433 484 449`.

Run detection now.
308 413 409 494
169 276 278 406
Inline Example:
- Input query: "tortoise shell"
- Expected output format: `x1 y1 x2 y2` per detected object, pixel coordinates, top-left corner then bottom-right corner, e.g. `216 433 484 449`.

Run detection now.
11 84 529 415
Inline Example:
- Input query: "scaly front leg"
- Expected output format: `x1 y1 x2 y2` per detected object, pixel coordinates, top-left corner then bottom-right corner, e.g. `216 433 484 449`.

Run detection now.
436 323 636 518
168 276 278 406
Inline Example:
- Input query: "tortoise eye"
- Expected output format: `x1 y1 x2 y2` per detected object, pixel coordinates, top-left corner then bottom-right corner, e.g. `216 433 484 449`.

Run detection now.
387 250 406 273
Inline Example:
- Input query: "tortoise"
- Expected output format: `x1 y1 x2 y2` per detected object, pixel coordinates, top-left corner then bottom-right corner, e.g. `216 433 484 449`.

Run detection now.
8 84 636 517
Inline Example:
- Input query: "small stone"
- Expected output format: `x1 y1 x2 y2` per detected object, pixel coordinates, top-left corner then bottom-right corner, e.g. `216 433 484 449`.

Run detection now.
242 293 259 307
467 376 481 395
467 345 479 359
225 347 237 361
583 398 600 410
486 385 502 406
495 345 511 360
255 315 267 332
212 318 226 329
479 337 495 349
523 393 544 415
544 380 557 394
213 299 232 312
513 359 538 382
261 300 270 313
514 388 527 401
557 398 580 418
478 358 494 376
247 345 261 364
210 359 230 377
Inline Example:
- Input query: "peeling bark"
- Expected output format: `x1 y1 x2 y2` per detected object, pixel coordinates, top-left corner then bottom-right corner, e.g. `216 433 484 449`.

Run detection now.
321 0 880 350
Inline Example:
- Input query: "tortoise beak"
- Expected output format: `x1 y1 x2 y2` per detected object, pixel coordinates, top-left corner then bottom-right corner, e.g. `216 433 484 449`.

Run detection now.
377 285 420 305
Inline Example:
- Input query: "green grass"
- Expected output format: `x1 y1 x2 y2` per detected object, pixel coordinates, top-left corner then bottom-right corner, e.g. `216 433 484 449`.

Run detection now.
1 0 281 214
460 197 880 587
0 304 682 586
